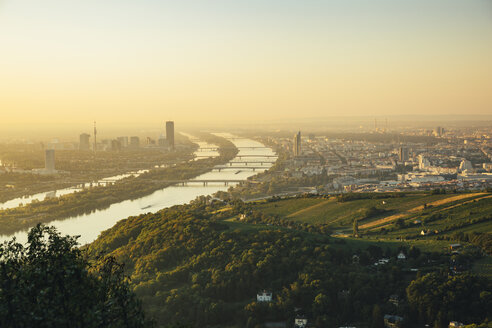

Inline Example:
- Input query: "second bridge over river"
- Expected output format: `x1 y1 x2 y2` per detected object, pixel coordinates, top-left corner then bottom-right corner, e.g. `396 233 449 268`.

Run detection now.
161 179 245 186
194 154 277 159
212 165 270 171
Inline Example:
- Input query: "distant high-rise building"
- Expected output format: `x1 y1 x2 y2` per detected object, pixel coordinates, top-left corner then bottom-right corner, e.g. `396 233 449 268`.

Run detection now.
158 134 167 147
433 126 445 137
117 136 129 148
293 131 301 157
111 139 122 151
459 159 473 172
398 147 409 162
166 121 175 149
79 133 90 151
418 154 430 170
101 139 112 150
130 136 140 148
45 149 55 172
146 137 156 145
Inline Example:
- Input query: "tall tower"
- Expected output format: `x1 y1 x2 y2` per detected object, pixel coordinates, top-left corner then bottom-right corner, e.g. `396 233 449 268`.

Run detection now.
166 121 175 149
93 121 97 152
398 147 409 162
293 131 301 157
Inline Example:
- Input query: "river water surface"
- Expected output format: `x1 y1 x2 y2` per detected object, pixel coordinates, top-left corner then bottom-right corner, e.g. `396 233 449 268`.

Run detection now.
0 134 276 245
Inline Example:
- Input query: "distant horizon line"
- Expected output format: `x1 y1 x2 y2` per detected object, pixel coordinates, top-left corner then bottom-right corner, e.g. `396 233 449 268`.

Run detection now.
1 113 492 126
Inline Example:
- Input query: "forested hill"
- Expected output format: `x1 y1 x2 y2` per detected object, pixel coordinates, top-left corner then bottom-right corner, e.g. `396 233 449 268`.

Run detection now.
88 199 492 328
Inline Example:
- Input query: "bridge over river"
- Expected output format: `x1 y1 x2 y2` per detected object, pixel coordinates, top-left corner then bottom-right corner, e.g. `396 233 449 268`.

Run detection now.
159 179 245 186
196 146 271 151
195 154 277 159
0 134 276 245
213 166 269 171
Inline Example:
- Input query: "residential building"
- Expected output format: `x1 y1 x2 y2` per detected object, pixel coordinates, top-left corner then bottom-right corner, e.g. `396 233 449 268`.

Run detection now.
257 291 273 302
383 315 403 328
294 316 308 328
397 252 406 260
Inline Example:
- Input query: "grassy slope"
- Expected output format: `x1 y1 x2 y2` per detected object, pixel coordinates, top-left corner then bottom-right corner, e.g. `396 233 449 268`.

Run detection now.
252 198 323 217
224 217 452 253
247 192 492 250
252 194 457 227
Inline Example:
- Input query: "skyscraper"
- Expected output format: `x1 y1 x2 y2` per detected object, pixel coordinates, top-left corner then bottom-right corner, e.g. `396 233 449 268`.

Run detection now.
79 133 90 151
130 136 140 148
398 147 409 162
166 121 175 149
433 126 445 137
45 149 55 172
111 139 122 151
418 154 430 170
293 131 301 157
117 136 129 148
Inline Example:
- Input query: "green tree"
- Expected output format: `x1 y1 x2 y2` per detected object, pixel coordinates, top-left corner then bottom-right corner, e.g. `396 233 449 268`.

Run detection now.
371 305 384 328
0 224 152 328
434 311 446 328
407 272 491 325
353 219 359 237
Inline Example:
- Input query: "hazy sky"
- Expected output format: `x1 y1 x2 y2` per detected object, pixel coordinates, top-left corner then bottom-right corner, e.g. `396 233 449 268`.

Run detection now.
1 0 491 129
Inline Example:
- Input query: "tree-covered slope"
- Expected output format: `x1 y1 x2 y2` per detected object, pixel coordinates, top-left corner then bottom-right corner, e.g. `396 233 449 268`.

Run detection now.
0 225 151 328
88 199 492 327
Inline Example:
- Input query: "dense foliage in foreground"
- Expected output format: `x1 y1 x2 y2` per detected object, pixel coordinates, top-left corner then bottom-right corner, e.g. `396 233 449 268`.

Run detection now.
0 225 152 328
89 199 492 327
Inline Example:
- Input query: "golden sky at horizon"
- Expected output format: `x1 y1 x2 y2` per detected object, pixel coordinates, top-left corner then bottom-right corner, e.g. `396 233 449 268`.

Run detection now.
1 0 491 128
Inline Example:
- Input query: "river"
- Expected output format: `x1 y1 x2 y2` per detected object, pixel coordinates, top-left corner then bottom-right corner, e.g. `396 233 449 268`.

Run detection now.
0 133 218 210
0 134 276 245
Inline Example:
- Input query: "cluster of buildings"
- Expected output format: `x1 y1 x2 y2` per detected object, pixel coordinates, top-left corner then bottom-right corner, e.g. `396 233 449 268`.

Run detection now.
255 291 308 328
79 121 175 152
273 126 492 192
254 287 411 328
1 121 177 176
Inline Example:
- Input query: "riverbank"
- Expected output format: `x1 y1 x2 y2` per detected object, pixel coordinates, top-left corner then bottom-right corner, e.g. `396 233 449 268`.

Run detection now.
0 139 198 204
0 133 238 236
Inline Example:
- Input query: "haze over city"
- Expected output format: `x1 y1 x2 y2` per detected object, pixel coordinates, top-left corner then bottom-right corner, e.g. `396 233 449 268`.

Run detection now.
1 0 491 136
1 2 492 327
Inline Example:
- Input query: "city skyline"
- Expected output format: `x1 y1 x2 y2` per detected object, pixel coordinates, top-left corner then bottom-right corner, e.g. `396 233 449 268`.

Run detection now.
1 1 491 322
